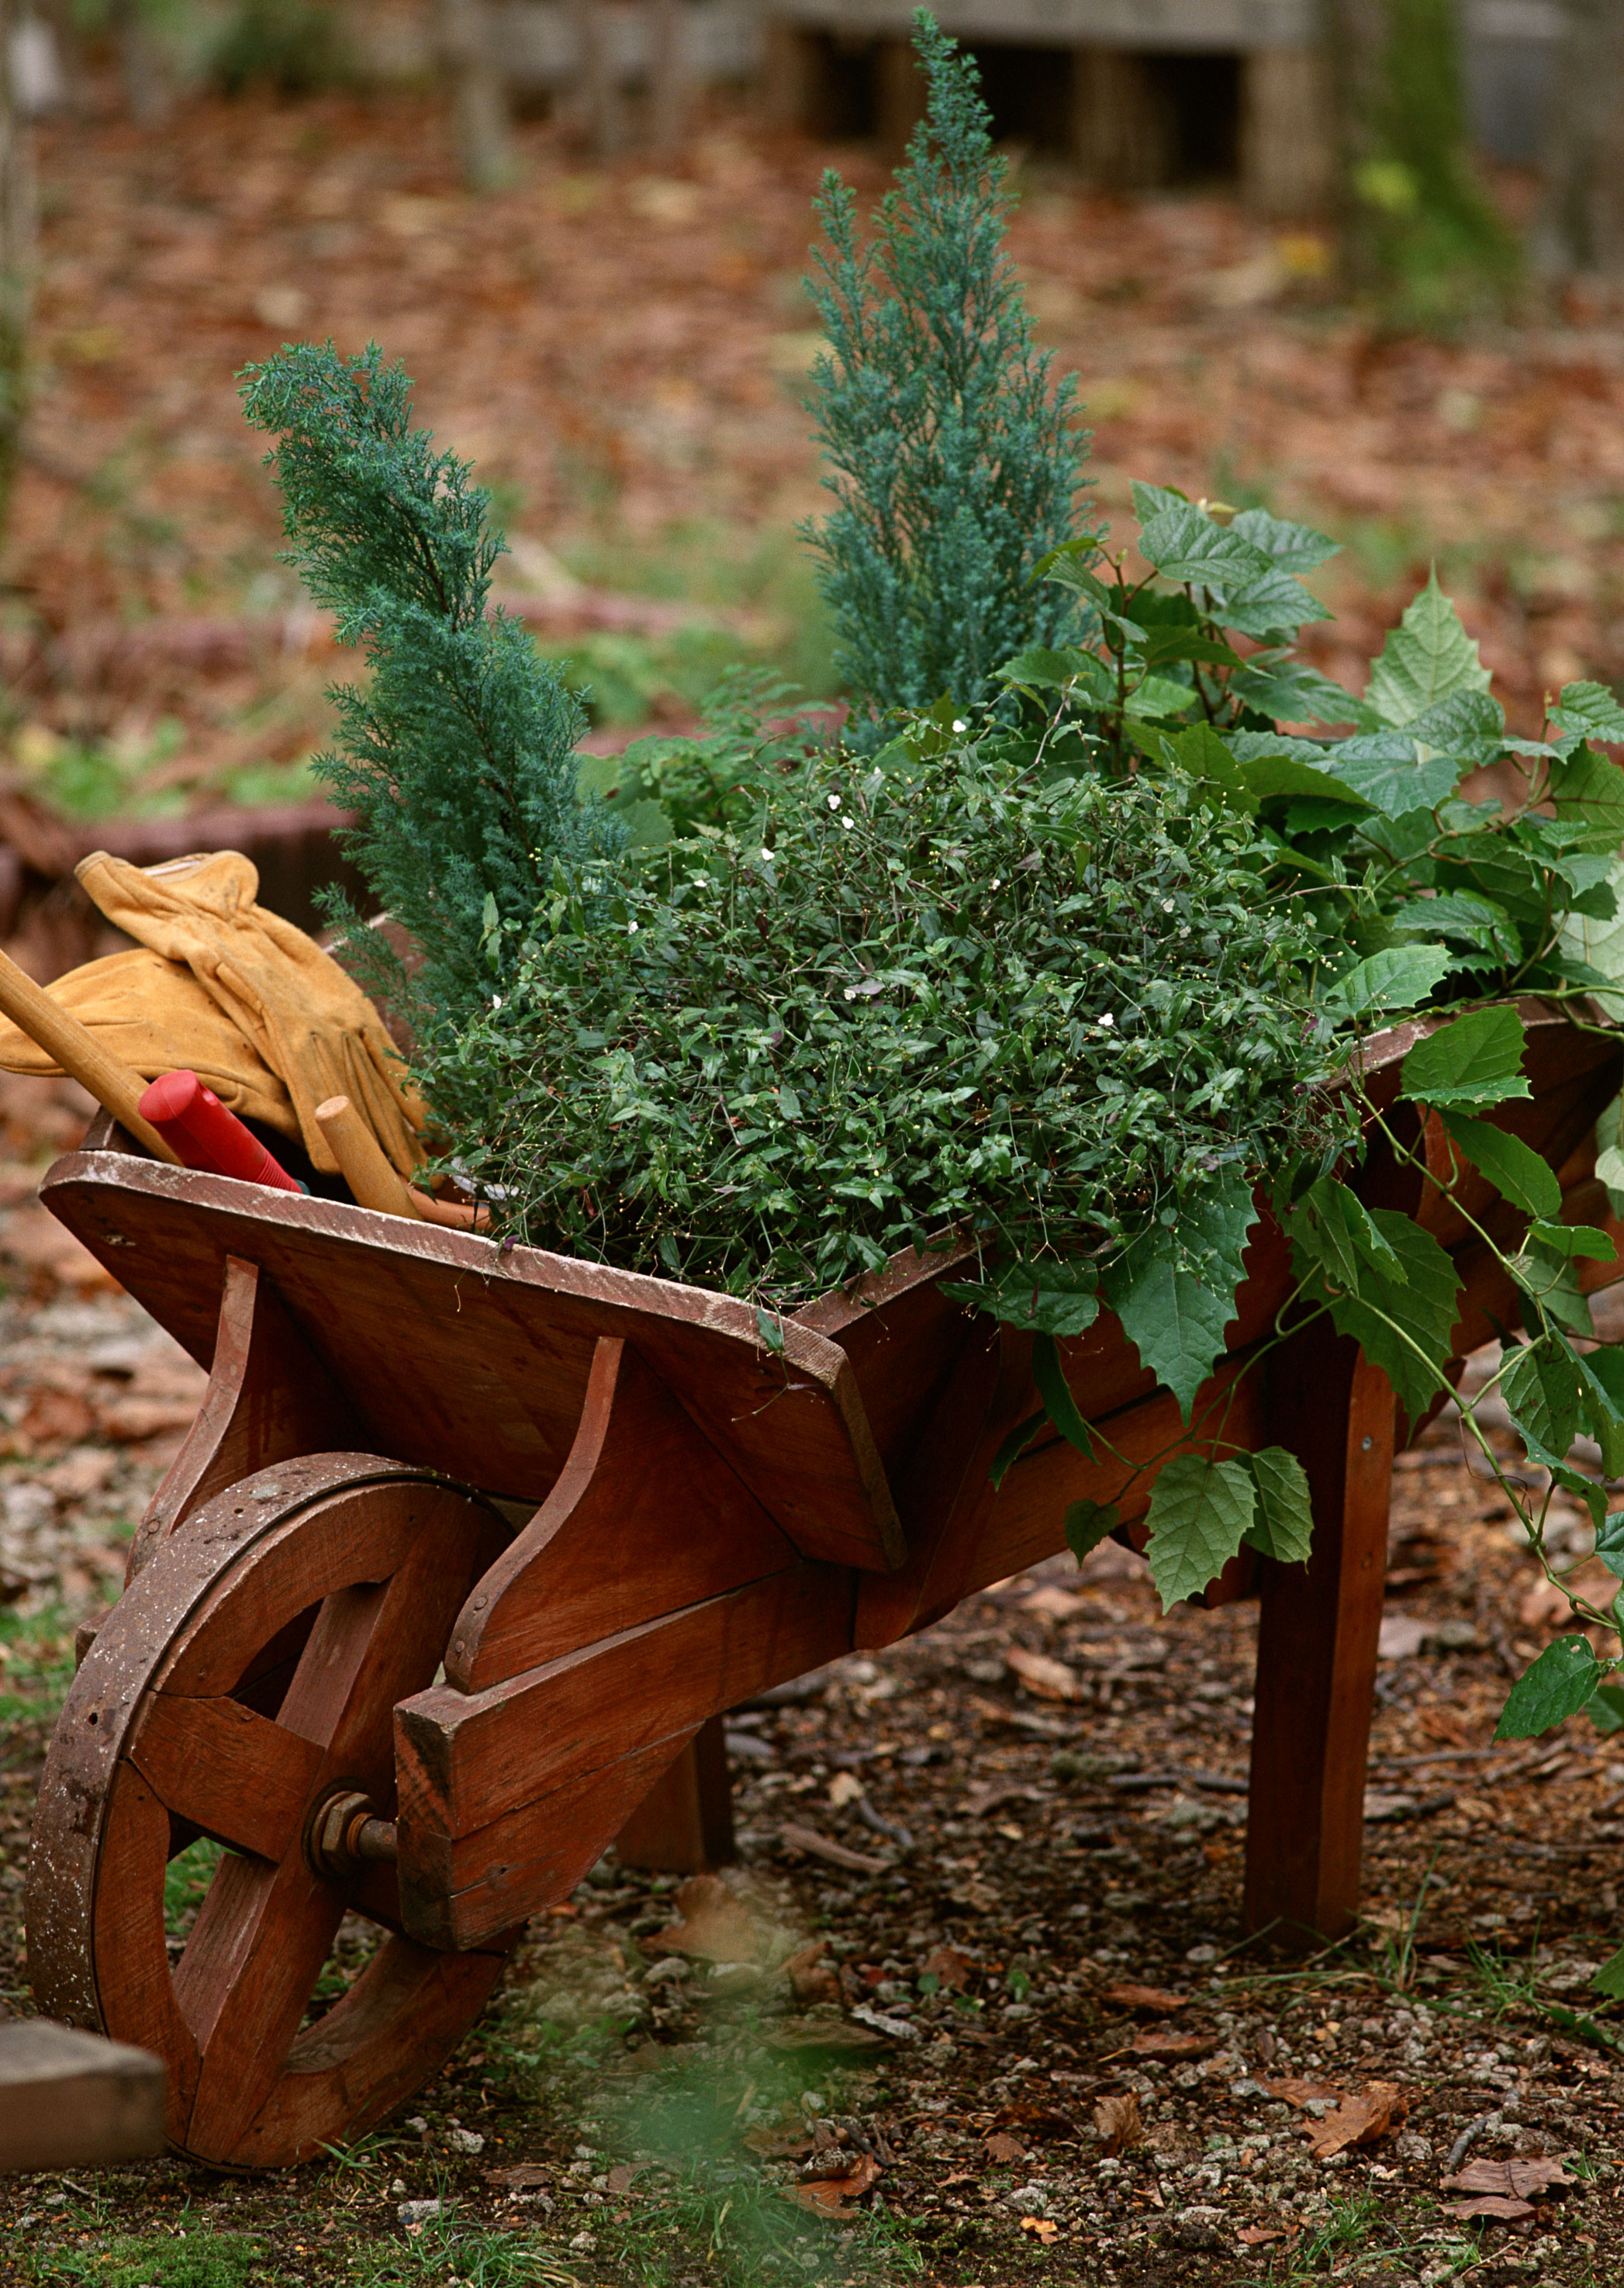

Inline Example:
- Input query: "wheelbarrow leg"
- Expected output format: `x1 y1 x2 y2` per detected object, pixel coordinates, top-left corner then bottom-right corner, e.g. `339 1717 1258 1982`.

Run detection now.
613 1716 735 1874
1245 1324 1395 1944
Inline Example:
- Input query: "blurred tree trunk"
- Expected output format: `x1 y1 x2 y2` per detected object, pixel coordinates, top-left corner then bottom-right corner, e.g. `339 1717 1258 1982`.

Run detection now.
0 0 34 537
1319 0 1388 281
648 0 689 156
438 0 516 192
565 0 626 159
1539 1 1624 278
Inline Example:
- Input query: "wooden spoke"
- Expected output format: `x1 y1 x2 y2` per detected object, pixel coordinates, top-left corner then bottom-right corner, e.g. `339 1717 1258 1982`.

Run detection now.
28 1457 513 2168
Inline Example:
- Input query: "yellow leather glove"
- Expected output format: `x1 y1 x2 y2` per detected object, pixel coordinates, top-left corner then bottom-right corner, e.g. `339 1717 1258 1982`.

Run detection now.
71 848 426 1178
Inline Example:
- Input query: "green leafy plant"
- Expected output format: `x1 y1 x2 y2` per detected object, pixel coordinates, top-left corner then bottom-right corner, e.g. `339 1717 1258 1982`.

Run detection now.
802 9 1090 746
237 340 621 1036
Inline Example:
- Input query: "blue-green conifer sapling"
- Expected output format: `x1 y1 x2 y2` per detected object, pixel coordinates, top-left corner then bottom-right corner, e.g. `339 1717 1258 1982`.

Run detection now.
238 340 618 1034
803 9 1091 746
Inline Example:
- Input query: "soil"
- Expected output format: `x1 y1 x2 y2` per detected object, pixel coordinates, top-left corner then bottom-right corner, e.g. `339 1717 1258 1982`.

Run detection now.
0 1084 1619 2288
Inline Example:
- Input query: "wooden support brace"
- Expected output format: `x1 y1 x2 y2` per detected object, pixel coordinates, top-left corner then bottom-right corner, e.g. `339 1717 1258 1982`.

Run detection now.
1245 1321 1395 1944
613 1715 735 1875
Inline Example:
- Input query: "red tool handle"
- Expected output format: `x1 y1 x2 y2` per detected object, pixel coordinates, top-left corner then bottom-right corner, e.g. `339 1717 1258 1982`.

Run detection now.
138 1070 302 1193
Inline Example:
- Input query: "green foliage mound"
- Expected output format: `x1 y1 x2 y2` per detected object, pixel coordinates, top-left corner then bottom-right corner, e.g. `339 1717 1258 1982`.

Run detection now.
237 341 617 1034
425 734 1342 1317
803 10 1088 745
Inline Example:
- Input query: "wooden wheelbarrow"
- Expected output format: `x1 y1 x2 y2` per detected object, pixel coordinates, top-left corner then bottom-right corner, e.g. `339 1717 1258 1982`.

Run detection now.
23 1010 1623 2169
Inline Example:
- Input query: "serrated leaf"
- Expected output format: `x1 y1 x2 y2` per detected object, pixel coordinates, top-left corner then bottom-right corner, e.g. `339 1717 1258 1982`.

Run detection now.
1325 732 1462 819
1032 1332 1095 1461
1512 1233 1595 1339
1399 1007 1531 1112
1550 680 1624 742
1130 479 1192 525
1138 505 1274 585
1557 854 1624 1019
1291 1207 1461 1422
1587 1685 1624 1744
1528 1219 1617 1263
942 1259 1101 1339
1103 1174 1258 1424
1391 891 1516 957
1163 721 1256 813
1239 749 1371 810
1598 1142 1624 1215
1439 1112 1561 1219
1065 1498 1120 1565
1401 687 1506 758
1500 1335 1585 1471
1366 569 1492 728
1230 659 1370 728
1139 627 1244 669
1130 672 1201 720
1244 1446 1315 1564
996 645 1094 690
1144 1451 1256 1610
1592 1942 1624 1996
1494 1635 1602 1740
1289 1175 1401 1294
1229 507 1339 576
1322 944 1452 1020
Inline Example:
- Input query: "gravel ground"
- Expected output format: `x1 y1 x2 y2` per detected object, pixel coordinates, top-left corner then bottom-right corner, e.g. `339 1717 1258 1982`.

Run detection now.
0 1093 1620 2287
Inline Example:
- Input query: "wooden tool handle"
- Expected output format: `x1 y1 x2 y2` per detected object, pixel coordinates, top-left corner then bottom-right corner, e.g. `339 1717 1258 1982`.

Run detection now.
0 946 181 1166
314 1096 420 1219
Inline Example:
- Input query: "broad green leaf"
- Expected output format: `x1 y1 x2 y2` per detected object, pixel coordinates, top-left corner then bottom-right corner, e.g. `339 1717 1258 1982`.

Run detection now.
1144 1451 1256 1610
1402 687 1506 760
1592 1943 1624 1996
1528 1218 1616 1263
1103 1173 1258 1424
1164 722 1256 813
942 1259 1101 1338
1230 507 1339 576
1324 733 1461 819
1557 855 1624 1020
1239 751 1372 810
1139 627 1244 670
1512 1232 1595 1339
1065 1498 1120 1565
1399 1007 1531 1112
1214 567 1333 638
988 1408 1046 1491
1365 569 1492 728
1229 658 1370 727
1129 672 1202 720
1322 944 1452 1021
1438 1112 1561 1220
1500 1335 1585 1471
1550 680 1624 743
1391 891 1516 959
1288 1176 1402 1294
1577 1348 1624 1478
1244 1447 1315 1564
1587 1685 1624 1743
1130 479 1190 524
1493 1634 1602 1740
996 645 1093 690
1598 1142 1624 1215
1137 506 1275 587
1546 741 1624 841
1291 1207 1461 1422
1599 1507 1624 1577
1032 1332 1095 1461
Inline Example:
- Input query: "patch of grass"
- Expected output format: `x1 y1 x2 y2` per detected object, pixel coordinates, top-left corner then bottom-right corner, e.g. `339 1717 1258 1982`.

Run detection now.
1463 1938 1543 2019
30 2230 265 2288
163 1835 223 1941
0 1602 76 1728
350 2208 580 2287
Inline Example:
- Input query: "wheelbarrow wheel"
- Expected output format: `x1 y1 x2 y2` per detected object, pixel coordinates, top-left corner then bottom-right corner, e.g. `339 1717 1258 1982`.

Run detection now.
27 1454 517 2169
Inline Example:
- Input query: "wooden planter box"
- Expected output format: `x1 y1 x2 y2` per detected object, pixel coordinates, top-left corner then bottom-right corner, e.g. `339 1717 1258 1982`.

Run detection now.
22 1007 1620 2166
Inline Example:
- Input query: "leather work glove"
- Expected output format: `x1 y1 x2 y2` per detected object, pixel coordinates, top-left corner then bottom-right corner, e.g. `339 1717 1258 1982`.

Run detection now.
0 848 425 1179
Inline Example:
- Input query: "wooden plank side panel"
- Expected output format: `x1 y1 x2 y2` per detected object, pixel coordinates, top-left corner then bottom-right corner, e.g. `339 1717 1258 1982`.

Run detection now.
448 1339 796 1691
41 1158 900 1570
0 2020 166 2172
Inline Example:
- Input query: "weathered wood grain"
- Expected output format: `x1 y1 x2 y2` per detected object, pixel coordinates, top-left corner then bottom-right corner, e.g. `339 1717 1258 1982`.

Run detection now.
0 2017 165 2172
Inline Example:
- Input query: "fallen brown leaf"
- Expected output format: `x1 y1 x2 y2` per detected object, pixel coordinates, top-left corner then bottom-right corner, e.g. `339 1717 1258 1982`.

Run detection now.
1303 2082 1407 2159
1020 2217 1059 2242
763 2021 890 2055
1444 2194 1536 2222
920 1943 974 1990
1019 1585 1086 1619
963 1779 1044 1817
1130 2029 1218 2060
1103 1982 1187 2014
778 1822 888 1874
743 2127 815 2159
1006 1645 1083 1702
1094 2093 1142 2154
484 2163 551 2190
1259 2077 1342 2108
1442 2156 1574 2200
787 2152 880 2221
983 2131 1025 2163
1236 2224 1294 2247
604 2164 642 2196
780 1939 841 2006
649 1874 766 1965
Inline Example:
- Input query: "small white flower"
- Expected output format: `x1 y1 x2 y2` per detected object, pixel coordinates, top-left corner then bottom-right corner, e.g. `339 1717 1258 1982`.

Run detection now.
990 878 1001 890
841 816 855 830
490 994 503 1009
761 848 773 863
1163 899 1177 913
843 987 857 1001
828 794 842 810
952 718 967 733
627 920 639 933
1100 1011 1114 1028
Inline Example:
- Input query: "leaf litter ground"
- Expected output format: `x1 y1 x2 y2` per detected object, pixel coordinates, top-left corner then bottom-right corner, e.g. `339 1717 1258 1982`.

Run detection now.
0 1089 1622 2283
